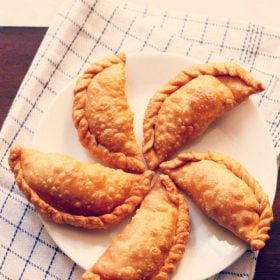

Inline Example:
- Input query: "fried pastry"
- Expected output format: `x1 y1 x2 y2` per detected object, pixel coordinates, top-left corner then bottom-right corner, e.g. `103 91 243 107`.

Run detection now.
160 151 273 250
143 63 265 169
8 146 154 229
83 175 190 280
73 53 145 173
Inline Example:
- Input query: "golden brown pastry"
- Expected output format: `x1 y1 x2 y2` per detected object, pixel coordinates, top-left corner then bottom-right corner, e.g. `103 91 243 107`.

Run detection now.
83 175 190 280
8 146 154 229
160 151 273 250
73 53 145 174
143 63 265 169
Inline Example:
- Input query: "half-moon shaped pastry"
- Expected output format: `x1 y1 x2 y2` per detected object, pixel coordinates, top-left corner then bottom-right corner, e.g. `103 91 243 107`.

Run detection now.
160 151 273 250
73 53 145 174
8 146 154 229
143 63 265 169
83 175 190 280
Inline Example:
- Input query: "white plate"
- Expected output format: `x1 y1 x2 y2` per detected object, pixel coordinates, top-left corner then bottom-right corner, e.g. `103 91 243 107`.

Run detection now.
33 53 277 280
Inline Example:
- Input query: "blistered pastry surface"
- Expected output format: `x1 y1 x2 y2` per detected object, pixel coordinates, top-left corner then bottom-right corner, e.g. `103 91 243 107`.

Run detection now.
160 151 273 250
83 176 190 280
8 146 154 229
73 53 145 173
143 63 265 170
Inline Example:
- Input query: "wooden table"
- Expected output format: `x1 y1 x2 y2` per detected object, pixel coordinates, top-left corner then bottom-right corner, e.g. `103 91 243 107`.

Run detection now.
0 27 279 279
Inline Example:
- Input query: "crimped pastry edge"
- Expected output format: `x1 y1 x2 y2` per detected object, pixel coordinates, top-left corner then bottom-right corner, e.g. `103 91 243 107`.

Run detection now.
8 146 154 229
143 63 265 170
73 53 145 174
160 151 273 250
83 175 190 280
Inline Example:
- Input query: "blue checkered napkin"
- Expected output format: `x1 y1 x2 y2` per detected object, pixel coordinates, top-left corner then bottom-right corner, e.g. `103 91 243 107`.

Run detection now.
0 0 279 279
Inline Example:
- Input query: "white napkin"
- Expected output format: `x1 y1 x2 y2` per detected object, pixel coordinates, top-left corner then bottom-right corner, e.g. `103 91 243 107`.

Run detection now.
0 0 279 279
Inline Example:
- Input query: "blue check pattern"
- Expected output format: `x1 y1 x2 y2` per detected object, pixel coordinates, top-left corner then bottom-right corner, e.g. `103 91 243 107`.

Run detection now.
0 0 279 279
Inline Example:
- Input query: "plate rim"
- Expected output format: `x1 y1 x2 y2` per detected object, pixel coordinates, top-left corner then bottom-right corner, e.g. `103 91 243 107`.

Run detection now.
32 51 278 279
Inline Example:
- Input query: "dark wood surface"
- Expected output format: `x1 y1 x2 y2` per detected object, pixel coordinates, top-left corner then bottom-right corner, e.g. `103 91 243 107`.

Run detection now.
0 27 279 279
0 27 47 125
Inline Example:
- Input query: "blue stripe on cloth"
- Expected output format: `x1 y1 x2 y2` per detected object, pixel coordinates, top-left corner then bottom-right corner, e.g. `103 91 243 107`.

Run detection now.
9 115 35 135
0 183 17 216
239 24 251 61
77 5 119 74
258 74 275 106
245 249 257 261
58 10 161 54
45 32 85 61
220 271 250 277
0 204 30 272
28 73 58 95
67 263 77 280
250 26 264 69
56 13 116 56
142 6 148 18
18 95 44 113
123 4 250 32
115 16 137 53
0 270 12 280
251 65 279 77
0 244 62 280
44 57 74 79
200 18 209 44
0 138 11 146
43 246 59 280
163 34 175 52
206 51 215 63
257 52 280 59
0 163 12 172
185 42 194 56
81 0 162 51
160 10 167 28
0 188 34 211
247 25 260 64
19 226 44 279
243 24 255 63
270 112 280 135
275 131 280 146
219 20 230 53
181 35 243 52
0 215 59 251
180 15 188 37
263 31 280 40
140 26 156 51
